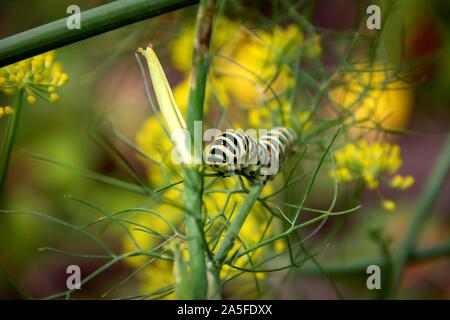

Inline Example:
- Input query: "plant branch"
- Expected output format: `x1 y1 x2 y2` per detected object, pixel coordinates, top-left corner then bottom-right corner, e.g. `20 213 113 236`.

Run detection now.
0 89 24 194
0 0 198 67
298 239 450 277
386 134 450 298
183 0 215 300
214 183 264 265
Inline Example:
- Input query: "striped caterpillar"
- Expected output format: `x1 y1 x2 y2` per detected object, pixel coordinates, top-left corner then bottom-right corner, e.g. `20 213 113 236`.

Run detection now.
205 127 297 183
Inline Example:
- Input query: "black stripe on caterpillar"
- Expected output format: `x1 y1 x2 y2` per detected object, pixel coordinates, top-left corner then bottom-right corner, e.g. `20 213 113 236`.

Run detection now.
205 127 297 183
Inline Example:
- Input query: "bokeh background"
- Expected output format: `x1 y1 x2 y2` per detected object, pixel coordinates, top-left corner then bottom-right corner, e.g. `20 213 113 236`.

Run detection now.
0 0 449 299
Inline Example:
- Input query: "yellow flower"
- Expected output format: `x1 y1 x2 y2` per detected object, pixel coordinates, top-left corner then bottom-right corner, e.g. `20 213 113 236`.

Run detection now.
135 116 179 186
331 167 352 182
0 51 68 104
382 200 396 211
50 93 59 103
255 273 265 281
172 78 190 113
0 105 14 118
332 139 413 210
170 19 321 117
4 106 13 114
274 239 286 252
217 25 301 109
170 19 243 73
390 174 414 190
329 63 414 131
27 95 36 104
364 172 379 189
401 175 414 189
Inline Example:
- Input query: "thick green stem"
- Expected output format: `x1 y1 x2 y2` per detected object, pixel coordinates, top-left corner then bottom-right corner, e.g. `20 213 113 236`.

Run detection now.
207 264 222 300
183 0 215 300
186 0 214 131
0 0 198 67
386 134 450 298
183 166 207 299
214 183 264 265
0 89 24 193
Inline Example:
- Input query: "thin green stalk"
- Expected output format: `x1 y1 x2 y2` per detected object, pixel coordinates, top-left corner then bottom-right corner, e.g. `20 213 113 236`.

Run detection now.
183 0 215 300
214 183 264 265
386 134 450 298
0 89 24 193
299 240 450 277
0 0 198 67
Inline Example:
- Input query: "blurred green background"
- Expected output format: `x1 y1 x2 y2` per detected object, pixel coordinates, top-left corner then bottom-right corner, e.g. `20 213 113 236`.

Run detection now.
0 0 449 299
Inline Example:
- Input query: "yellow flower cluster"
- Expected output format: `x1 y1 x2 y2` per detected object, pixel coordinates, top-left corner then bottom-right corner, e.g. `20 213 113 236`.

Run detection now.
390 174 414 190
170 19 321 127
329 63 414 132
331 140 414 211
0 51 68 108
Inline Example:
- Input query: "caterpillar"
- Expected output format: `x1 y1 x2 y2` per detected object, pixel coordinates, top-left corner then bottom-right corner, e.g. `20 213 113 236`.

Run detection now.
205 127 297 183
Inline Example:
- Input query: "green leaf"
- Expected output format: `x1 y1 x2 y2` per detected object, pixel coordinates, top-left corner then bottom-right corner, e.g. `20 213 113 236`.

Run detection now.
139 45 195 164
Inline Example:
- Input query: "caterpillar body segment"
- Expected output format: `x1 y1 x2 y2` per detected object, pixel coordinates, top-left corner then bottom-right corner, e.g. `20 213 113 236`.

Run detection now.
206 127 297 183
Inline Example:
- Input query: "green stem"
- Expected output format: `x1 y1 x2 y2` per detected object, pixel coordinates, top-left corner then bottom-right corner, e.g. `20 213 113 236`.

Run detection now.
207 266 222 300
183 166 207 299
186 0 214 131
299 240 450 277
0 0 198 67
386 134 450 298
183 0 215 300
214 183 264 265
0 89 24 193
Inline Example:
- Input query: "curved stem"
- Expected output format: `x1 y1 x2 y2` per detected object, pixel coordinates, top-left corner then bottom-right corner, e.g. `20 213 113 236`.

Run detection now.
214 183 264 265
0 89 24 194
